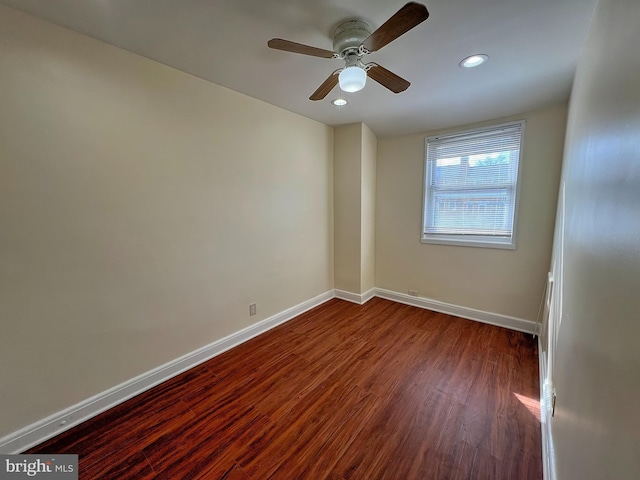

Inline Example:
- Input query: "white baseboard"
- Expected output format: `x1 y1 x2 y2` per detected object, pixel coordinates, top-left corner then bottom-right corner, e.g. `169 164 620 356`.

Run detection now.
334 288 375 305
0 290 335 454
538 339 556 480
374 288 537 334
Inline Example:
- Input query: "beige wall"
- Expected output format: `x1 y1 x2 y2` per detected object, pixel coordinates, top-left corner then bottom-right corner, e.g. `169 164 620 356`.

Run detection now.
549 0 640 478
0 5 333 438
360 123 377 292
333 123 377 295
376 105 567 320
333 124 362 293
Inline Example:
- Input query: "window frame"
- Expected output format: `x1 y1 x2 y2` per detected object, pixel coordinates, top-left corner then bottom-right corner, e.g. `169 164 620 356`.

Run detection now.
421 120 525 249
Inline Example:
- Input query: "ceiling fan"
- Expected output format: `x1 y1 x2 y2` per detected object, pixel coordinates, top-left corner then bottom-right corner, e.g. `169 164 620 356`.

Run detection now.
267 2 429 101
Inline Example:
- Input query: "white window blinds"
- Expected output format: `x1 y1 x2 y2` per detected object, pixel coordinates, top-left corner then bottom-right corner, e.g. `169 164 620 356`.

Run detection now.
422 121 524 248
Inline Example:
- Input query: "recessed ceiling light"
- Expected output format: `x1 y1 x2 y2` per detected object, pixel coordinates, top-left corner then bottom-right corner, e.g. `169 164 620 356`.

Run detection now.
332 98 348 107
460 54 489 68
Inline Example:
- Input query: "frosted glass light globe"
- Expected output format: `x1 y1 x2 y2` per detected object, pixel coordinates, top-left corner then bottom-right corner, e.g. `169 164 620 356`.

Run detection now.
339 66 367 93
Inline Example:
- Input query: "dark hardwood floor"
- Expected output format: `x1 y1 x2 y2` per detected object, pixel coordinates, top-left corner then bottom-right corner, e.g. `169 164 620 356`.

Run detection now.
28 298 542 479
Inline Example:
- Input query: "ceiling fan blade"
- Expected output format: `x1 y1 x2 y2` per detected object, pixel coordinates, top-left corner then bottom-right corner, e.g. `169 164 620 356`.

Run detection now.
362 2 429 53
268 38 335 58
310 71 340 101
366 63 411 93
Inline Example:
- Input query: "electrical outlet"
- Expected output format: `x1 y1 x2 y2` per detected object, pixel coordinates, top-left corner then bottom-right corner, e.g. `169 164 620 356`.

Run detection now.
249 303 257 316
408 290 419 297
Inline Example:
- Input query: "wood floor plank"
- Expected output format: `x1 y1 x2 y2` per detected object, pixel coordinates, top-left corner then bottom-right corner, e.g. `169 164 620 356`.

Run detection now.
80 450 157 480
265 385 379 480
187 463 251 480
144 405 266 478
26 297 541 479
257 338 370 422
238 379 372 478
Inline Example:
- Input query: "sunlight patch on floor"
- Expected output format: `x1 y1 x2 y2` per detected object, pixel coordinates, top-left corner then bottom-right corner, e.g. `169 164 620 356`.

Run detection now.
514 392 541 421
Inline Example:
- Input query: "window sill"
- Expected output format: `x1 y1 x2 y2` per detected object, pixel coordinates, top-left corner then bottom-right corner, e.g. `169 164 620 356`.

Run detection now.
421 235 515 250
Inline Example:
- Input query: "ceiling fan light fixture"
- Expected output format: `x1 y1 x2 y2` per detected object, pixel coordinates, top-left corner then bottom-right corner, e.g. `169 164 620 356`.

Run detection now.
338 66 367 93
460 54 489 68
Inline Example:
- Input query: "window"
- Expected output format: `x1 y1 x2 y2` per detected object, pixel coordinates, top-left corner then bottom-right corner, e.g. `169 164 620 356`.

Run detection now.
422 120 524 249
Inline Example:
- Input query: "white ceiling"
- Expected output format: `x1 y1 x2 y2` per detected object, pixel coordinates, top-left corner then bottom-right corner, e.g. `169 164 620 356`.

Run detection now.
1 0 596 137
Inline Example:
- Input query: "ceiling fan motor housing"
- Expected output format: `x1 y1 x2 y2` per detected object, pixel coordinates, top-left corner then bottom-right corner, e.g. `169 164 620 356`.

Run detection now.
333 20 371 57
